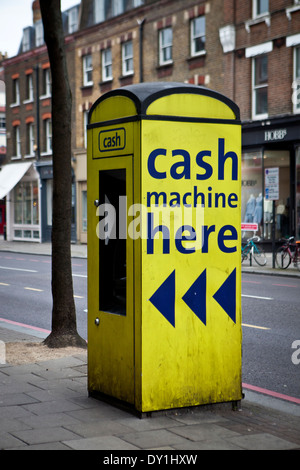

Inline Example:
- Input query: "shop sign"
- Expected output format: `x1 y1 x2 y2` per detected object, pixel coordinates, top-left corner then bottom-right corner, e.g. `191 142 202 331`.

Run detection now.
264 129 287 142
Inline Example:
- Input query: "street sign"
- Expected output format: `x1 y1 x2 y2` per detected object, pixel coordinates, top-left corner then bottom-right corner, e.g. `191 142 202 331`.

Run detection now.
265 167 279 201
241 223 258 231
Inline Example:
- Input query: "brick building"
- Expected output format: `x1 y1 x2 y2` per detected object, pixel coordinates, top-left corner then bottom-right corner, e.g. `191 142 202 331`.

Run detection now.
72 0 225 243
2 0 300 244
1 1 80 242
220 0 300 242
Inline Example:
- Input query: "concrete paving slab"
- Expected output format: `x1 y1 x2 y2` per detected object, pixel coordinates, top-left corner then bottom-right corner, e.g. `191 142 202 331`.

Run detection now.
10 426 81 446
117 428 192 449
228 432 299 450
63 435 140 450
169 422 240 442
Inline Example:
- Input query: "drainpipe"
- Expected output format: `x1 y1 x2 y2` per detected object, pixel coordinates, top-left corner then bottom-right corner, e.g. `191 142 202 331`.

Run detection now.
137 18 145 83
35 64 40 160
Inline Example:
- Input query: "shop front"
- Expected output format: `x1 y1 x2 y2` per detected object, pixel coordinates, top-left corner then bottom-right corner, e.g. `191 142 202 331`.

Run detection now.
242 115 300 246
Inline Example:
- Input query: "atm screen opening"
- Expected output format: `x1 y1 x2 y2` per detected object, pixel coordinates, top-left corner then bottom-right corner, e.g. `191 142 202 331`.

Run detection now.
99 169 126 315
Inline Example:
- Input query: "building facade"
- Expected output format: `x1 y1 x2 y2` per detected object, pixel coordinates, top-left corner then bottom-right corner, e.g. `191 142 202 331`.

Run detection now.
2 0 300 244
72 0 225 243
220 0 300 242
1 1 79 242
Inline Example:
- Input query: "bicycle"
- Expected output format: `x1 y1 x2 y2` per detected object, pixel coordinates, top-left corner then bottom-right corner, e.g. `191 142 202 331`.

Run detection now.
275 236 300 271
241 236 267 266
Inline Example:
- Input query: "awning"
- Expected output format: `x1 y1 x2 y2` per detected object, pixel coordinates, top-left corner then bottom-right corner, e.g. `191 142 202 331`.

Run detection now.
0 162 32 200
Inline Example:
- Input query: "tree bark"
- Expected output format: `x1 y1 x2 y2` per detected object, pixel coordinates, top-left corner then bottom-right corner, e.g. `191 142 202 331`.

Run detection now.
40 0 86 348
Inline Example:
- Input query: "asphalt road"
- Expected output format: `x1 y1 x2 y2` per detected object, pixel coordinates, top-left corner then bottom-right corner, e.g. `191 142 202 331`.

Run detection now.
242 272 300 401
0 252 299 401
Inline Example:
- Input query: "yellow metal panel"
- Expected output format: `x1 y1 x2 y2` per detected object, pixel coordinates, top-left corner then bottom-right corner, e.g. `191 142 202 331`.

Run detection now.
146 94 236 120
89 96 137 124
140 119 242 411
87 147 135 403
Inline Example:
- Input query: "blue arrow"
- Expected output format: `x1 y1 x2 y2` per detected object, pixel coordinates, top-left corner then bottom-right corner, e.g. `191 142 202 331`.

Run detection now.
182 269 207 325
213 268 236 323
149 270 175 327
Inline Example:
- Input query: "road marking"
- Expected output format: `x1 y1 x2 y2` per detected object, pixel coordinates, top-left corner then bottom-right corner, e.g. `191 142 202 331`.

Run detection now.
0 265 38 273
74 295 84 299
24 287 43 292
243 383 300 405
0 282 10 286
72 274 87 278
0 317 50 334
272 283 298 288
242 280 261 284
242 294 273 300
242 323 270 330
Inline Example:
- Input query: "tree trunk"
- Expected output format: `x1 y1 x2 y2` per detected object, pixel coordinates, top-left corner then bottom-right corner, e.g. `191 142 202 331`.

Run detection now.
40 0 86 348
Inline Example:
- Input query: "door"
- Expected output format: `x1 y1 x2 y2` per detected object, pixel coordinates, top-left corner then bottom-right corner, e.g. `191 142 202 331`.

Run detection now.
0 203 5 235
88 155 134 404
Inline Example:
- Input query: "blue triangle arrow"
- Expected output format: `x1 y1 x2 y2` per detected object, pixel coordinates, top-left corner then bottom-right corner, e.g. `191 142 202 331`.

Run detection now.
149 270 175 327
213 268 236 323
182 269 207 325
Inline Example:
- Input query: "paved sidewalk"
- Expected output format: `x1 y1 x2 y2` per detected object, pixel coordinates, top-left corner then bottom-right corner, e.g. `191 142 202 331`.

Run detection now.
0 326 299 451
0 238 299 450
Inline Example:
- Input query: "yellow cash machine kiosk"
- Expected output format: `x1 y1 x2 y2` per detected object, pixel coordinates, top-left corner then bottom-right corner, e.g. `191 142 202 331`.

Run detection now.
87 82 242 413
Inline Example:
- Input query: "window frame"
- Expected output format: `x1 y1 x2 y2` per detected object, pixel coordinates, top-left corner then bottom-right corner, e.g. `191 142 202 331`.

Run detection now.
190 16 206 57
25 122 35 157
122 40 134 76
40 68 51 99
159 27 173 66
12 125 21 159
11 78 20 107
102 47 113 82
293 46 300 114
252 54 268 120
24 73 34 103
83 54 93 86
253 0 269 18
42 118 52 155
35 20 44 47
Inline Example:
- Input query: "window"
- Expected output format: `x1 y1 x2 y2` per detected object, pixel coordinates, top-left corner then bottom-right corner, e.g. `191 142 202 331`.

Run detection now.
13 126 21 158
102 48 113 82
43 119 52 154
68 7 78 33
252 55 268 119
41 68 51 97
253 0 269 17
46 179 53 226
22 28 31 53
26 123 35 156
14 181 39 228
0 114 5 130
25 74 34 102
112 0 124 16
159 27 173 65
83 54 93 86
35 20 44 47
122 41 134 75
12 78 20 106
95 0 106 23
191 16 206 56
293 46 300 113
